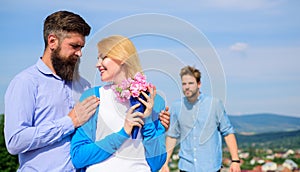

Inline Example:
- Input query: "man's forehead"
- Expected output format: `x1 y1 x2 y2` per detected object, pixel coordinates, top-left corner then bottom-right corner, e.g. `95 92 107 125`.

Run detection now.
63 34 85 45
182 75 196 82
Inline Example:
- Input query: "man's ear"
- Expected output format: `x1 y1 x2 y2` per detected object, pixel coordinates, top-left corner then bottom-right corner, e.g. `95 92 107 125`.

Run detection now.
198 82 201 89
48 34 58 50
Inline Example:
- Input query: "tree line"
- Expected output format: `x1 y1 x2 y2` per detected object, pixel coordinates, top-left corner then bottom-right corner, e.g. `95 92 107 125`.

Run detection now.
0 114 18 171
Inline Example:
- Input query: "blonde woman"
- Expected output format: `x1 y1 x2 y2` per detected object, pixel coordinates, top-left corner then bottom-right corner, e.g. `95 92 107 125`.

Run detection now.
70 35 168 172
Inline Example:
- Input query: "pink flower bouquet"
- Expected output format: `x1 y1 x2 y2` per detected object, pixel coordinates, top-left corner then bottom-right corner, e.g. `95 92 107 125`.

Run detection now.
112 72 153 139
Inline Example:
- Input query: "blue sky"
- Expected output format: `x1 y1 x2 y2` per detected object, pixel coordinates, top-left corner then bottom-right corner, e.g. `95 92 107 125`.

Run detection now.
1 0 299 117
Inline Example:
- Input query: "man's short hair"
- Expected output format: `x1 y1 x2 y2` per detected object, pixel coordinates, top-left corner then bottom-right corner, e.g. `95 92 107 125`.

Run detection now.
180 65 201 83
43 10 91 47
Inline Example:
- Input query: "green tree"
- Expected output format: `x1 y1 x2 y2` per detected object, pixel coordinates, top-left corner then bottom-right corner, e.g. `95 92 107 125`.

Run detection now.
0 114 19 171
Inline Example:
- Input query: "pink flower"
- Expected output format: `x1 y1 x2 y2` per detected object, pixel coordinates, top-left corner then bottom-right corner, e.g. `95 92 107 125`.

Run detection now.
134 72 146 83
112 72 152 101
121 79 131 89
121 89 130 99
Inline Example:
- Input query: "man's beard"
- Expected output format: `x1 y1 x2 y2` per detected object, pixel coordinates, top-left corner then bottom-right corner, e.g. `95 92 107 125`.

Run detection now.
184 88 199 99
51 47 80 82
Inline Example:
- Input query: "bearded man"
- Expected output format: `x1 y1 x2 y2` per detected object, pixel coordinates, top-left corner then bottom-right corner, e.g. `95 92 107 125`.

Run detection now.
4 11 100 171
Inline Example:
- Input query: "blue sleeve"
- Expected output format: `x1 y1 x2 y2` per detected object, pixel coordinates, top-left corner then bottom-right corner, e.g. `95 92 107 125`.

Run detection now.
4 73 74 155
70 127 129 169
166 101 181 139
141 95 167 172
215 98 235 136
70 87 130 169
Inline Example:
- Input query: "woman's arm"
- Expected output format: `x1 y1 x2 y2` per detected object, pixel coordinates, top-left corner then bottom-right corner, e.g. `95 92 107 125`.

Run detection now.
142 119 167 171
142 95 167 171
70 126 129 169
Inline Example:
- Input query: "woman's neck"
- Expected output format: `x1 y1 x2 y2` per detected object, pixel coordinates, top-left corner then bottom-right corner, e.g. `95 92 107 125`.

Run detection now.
112 70 127 85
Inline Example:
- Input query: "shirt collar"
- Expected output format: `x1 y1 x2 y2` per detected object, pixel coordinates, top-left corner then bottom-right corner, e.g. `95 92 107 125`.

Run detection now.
36 57 62 80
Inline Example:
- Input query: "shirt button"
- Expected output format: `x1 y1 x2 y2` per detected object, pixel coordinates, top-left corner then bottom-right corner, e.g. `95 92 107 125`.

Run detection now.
194 148 197 151
194 158 197 162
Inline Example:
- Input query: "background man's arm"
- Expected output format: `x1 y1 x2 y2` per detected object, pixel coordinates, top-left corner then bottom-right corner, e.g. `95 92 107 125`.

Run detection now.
224 133 241 172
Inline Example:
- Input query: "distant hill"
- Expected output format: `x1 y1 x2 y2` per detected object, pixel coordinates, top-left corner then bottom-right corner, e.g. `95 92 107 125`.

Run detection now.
235 129 300 149
228 113 300 134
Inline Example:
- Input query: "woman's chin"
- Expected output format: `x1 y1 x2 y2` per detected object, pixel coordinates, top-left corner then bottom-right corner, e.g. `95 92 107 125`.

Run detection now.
100 77 110 83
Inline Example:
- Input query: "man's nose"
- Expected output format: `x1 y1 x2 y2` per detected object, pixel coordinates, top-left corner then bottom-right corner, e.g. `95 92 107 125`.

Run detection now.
184 86 189 90
75 49 82 57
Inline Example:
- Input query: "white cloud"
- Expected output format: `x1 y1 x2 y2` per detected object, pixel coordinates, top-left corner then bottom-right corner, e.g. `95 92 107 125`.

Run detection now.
204 0 284 11
229 42 248 52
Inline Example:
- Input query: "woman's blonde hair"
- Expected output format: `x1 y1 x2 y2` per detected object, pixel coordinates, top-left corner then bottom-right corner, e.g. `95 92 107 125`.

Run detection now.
97 35 142 78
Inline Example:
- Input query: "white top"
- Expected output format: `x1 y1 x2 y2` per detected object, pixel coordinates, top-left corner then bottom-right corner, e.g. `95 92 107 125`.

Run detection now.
86 86 150 172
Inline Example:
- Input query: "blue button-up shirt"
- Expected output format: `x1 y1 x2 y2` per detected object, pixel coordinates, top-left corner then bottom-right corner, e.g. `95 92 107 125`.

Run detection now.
167 94 235 172
4 58 90 171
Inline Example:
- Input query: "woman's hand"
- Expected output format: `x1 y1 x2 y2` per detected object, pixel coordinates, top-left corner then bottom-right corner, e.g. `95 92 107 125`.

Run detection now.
138 86 156 118
123 103 145 135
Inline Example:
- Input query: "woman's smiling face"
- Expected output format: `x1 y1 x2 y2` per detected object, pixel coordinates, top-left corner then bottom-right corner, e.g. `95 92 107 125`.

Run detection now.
96 55 122 83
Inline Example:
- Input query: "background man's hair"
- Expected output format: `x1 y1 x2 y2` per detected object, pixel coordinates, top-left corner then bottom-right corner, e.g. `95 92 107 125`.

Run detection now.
180 65 201 83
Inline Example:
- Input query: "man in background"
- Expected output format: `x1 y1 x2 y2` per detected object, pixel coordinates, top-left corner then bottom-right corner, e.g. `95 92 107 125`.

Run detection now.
161 65 240 172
